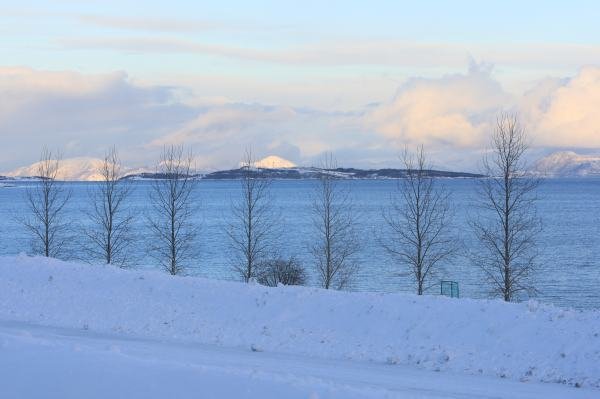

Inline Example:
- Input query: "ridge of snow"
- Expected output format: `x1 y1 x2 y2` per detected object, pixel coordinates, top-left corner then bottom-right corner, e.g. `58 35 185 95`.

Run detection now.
0 255 598 389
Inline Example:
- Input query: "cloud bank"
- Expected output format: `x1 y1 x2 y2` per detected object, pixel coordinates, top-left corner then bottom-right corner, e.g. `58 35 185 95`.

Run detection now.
523 66 600 147
0 67 194 169
59 37 600 69
1 65 599 173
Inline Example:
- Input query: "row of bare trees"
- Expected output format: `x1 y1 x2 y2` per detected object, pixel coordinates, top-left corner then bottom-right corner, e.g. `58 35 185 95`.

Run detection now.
381 114 541 301
227 150 360 289
19 114 540 301
19 146 361 290
21 146 196 273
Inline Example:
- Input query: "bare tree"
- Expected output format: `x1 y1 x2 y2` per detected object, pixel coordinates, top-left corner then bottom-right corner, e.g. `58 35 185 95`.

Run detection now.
85 147 134 266
381 146 454 295
470 114 541 301
22 148 72 258
310 154 360 290
148 145 198 275
227 149 276 282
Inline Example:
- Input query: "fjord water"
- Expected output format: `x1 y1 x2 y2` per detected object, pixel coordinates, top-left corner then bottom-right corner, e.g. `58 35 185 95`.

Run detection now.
1 178 599 309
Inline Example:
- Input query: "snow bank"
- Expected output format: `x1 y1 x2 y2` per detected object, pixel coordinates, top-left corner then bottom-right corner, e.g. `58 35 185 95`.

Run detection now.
1 255 599 389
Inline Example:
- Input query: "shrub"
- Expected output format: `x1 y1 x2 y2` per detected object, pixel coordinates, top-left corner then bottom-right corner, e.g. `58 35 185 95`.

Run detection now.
257 257 307 287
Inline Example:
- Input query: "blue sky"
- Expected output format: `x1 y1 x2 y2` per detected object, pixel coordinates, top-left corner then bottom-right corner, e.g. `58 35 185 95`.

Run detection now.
2 1 600 171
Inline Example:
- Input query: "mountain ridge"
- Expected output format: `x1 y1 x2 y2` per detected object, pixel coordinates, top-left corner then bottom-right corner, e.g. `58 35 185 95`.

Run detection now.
0 166 484 181
122 166 484 180
533 151 600 177
10 150 600 181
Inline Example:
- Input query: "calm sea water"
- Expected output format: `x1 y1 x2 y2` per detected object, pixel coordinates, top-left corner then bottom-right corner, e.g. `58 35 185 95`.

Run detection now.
1 178 599 309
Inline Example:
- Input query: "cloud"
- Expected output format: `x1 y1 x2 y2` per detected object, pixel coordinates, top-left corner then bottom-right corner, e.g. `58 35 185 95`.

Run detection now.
0 67 194 169
76 15 225 33
58 37 600 69
366 65 600 159
149 104 373 170
74 14 282 34
367 63 512 148
524 66 600 147
2 65 600 174
59 38 465 68
0 67 382 172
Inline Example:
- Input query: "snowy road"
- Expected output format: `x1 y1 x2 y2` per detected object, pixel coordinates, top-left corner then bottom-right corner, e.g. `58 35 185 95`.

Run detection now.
0 321 594 399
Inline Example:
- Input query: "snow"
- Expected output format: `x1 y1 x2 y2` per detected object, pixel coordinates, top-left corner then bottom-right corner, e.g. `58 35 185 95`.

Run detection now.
534 151 600 177
1 321 594 399
4 157 151 181
249 155 297 169
0 255 599 397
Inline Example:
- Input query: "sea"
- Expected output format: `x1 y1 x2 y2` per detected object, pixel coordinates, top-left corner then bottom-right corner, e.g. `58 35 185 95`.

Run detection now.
1 178 599 310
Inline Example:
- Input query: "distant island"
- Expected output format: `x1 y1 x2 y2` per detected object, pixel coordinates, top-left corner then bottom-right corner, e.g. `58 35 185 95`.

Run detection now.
122 166 485 181
1 154 483 182
5 151 600 181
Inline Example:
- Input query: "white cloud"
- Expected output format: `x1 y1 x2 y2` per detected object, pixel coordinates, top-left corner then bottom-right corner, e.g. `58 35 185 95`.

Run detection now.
2 65 600 174
366 64 600 159
58 37 600 70
367 63 512 148
524 66 600 147
149 104 371 170
0 67 193 170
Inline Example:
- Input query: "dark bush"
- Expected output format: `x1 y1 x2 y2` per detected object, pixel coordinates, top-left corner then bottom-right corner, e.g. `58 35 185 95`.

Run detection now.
257 257 307 287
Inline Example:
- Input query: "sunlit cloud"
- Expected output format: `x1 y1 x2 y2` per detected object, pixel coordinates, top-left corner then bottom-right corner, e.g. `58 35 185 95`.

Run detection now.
149 104 370 170
367 63 512 148
0 67 194 169
524 66 600 147
2 65 600 173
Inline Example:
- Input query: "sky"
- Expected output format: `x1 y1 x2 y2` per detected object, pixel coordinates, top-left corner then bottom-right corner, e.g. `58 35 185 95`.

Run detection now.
2 0 600 172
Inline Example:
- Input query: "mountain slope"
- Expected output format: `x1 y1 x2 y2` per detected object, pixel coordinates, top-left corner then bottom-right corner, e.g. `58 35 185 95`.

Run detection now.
252 155 297 169
4 155 482 181
534 151 600 177
4 157 151 181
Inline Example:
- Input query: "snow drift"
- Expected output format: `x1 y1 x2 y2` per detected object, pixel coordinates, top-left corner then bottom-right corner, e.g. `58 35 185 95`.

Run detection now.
0 255 598 389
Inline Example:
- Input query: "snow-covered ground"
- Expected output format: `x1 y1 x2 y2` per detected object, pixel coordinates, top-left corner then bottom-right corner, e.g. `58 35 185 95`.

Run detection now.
2 321 594 399
1 256 598 398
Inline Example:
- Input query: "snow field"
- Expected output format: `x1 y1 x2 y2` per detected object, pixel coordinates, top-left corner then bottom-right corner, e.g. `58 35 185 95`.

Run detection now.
0 255 598 389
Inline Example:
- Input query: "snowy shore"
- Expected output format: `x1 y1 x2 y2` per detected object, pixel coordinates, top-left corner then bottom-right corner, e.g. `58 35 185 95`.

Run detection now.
0 255 599 395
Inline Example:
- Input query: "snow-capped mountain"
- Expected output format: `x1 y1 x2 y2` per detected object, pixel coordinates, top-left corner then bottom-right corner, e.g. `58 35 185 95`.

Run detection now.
240 155 297 169
4 157 151 181
4 154 482 181
533 151 600 177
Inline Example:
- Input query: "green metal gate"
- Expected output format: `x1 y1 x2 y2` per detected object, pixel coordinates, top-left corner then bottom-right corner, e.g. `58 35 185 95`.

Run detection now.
440 280 459 298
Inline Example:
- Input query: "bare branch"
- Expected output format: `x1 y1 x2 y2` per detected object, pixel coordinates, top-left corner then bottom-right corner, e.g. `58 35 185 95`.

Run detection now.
21 148 72 258
381 146 455 295
469 113 542 301
310 153 360 290
83 147 135 266
227 148 278 282
148 145 199 275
